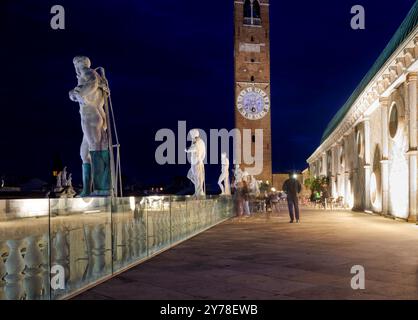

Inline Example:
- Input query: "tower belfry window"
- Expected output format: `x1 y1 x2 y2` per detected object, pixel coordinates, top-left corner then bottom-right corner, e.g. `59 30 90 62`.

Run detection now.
253 0 261 19
244 0 252 19
243 0 262 26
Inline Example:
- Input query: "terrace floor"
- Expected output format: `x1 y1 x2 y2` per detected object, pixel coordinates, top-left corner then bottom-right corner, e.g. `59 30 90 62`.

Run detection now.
74 208 418 300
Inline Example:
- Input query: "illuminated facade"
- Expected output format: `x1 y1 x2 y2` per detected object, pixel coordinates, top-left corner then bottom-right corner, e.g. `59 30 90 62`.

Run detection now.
307 3 418 221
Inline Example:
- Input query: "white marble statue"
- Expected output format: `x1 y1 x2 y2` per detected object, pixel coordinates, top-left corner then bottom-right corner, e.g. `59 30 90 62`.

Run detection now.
241 167 250 183
234 164 243 187
185 129 206 197
61 167 68 187
69 56 111 196
55 172 62 190
218 152 231 195
249 175 260 196
67 173 73 188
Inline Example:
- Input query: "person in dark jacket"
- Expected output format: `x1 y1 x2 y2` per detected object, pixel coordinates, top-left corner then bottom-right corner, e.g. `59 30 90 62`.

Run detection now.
282 173 302 223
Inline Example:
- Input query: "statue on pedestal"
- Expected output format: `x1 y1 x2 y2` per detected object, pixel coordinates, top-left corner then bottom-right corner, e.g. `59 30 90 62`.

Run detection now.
69 56 111 197
54 167 76 198
185 129 206 197
218 153 230 195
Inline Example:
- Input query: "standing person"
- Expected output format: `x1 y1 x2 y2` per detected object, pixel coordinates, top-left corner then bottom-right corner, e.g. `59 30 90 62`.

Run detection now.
282 173 302 223
233 181 243 217
320 182 330 210
241 180 251 216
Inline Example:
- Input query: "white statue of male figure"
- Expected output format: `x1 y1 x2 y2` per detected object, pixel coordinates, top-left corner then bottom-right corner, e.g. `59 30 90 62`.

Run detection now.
185 129 206 197
218 153 230 195
234 164 243 187
69 56 111 197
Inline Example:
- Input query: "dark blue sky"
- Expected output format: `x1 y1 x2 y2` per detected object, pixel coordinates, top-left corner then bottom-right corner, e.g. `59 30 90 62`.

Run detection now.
0 0 416 186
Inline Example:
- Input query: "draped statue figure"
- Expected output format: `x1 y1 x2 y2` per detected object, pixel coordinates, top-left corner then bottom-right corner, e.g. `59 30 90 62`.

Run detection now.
185 129 206 197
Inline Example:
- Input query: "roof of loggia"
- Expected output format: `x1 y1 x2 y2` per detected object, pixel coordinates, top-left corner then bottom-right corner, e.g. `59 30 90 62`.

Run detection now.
321 1 418 144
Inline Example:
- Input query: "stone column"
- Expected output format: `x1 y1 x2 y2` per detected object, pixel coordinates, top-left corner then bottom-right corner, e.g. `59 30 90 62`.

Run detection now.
407 73 418 222
317 159 321 177
331 145 337 197
379 97 390 215
321 152 327 177
351 128 359 209
343 134 350 207
363 117 371 211
309 162 314 178
336 143 341 197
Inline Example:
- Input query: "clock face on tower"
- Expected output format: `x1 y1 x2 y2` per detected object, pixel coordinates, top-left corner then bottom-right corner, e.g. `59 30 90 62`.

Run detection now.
237 87 270 120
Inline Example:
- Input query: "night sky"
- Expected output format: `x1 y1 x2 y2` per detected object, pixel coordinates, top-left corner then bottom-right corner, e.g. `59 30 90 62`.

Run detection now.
0 0 416 187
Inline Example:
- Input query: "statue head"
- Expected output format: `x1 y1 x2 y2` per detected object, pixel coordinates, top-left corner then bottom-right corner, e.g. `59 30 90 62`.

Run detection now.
221 152 227 159
73 56 91 75
189 129 200 140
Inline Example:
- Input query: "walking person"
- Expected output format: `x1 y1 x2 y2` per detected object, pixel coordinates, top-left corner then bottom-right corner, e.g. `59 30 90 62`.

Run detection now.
233 181 244 217
282 173 302 223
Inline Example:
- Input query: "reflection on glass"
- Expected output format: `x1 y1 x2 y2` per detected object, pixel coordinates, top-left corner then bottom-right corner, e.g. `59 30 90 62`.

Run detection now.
112 197 147 272
49 197 112 300
0 195 233 300
0 199 50 300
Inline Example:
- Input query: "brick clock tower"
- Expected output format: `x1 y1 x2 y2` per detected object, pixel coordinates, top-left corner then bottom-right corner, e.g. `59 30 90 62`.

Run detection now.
234 0 272 183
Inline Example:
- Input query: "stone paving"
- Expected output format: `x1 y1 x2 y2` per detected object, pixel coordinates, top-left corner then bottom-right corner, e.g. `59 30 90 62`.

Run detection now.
75 209 418 300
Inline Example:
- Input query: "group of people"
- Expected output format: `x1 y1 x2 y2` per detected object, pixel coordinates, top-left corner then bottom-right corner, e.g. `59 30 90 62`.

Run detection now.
310 181 331 209
232 171 302 223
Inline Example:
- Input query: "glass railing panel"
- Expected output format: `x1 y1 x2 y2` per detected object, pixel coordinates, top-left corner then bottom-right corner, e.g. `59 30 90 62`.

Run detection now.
0 194 234 300
185 197 196 236
112 197 147 272
170 196 187 244
145 196 171 256
49 197 112 300
0 199 50 300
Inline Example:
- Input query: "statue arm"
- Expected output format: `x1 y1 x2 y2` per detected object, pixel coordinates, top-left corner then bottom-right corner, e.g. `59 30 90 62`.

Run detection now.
185 143 197 153
99 106 108 131
76 70 100 98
